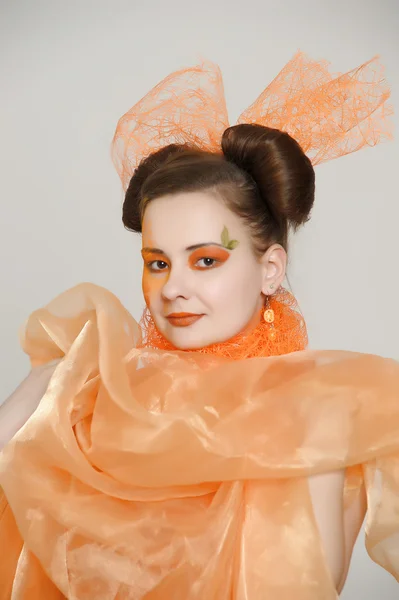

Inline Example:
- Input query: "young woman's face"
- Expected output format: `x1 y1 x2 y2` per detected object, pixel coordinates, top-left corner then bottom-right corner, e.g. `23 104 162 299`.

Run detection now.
141 191 279 349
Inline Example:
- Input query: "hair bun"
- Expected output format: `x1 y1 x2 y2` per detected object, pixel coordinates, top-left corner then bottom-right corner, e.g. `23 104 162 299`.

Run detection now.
221 124 315 229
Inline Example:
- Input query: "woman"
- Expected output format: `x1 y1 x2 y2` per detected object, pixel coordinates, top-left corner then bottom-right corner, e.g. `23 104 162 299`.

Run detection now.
0 52 398 599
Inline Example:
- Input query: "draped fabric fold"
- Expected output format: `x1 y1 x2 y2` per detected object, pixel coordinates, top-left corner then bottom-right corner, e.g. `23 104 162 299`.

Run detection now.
1 283 399 599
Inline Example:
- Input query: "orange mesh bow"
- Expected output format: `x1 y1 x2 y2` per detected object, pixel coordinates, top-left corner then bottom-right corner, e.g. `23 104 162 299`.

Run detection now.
111 51 392 191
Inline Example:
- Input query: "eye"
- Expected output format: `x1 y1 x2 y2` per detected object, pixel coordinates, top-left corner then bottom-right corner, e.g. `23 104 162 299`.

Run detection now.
147 260 169 272
195 257 218 268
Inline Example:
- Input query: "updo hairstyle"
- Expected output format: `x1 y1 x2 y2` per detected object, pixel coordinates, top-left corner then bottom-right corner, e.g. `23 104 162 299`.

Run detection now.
123 123 315 254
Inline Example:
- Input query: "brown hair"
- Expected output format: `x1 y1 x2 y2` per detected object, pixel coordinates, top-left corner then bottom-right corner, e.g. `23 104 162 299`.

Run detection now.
123 124 315 254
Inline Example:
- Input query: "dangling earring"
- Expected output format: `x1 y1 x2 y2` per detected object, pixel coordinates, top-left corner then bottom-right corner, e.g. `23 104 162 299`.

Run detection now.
263 285 277 341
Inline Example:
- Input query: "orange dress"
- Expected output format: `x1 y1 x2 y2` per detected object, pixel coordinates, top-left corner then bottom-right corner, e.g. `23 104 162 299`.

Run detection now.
1 283 399 599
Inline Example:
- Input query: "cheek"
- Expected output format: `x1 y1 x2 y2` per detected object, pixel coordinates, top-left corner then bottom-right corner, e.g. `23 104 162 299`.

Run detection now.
204 280 232 308
142 271 166 307
197 269 249 310
207 260 261 304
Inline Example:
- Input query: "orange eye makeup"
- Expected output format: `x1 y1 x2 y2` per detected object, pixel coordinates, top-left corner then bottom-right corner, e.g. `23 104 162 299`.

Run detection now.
141 250 170 273
141 244 232 274
188 246 231 270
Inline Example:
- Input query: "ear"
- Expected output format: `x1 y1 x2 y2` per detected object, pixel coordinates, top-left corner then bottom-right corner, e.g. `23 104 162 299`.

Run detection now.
259 244 287 295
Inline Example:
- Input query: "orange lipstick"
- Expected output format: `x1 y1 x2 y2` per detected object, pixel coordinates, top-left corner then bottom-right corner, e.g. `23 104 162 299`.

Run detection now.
166 312 204 327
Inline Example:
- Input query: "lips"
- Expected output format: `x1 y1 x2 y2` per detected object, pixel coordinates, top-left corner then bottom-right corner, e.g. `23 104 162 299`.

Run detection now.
166 313 204 327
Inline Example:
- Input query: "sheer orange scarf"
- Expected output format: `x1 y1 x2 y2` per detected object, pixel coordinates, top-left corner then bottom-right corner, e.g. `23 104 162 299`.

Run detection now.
1 282 399 600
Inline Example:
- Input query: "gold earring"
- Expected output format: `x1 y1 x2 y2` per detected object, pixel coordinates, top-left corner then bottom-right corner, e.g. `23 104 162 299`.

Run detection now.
263 296 277 341
263 307 274 323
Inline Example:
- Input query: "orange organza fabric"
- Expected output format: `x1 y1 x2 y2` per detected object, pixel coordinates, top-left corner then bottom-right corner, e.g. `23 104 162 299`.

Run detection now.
1 283 399 599
139 286 308 358
112 52 392 191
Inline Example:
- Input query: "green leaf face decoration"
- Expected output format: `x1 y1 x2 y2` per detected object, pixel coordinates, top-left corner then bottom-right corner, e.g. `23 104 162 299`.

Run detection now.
221 226 239 250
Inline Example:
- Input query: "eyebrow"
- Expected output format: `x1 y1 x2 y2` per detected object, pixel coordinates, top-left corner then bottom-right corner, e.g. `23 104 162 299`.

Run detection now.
141 242 225 255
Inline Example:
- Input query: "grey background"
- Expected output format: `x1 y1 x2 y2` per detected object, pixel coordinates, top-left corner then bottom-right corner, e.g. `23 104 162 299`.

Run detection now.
0 0 398 597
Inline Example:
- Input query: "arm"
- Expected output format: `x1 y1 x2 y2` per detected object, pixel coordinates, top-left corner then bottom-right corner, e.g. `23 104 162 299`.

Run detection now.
308 469 367 595
0 360 60 450
308 470 346 589
337 478 367 595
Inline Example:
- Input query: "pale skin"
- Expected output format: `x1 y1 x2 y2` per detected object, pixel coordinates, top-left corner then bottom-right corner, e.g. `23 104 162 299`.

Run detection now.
0 190 366 594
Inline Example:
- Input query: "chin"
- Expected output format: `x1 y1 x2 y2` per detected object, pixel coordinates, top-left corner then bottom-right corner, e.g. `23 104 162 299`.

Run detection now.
158 317 246 350
162 326 210 350
167 333 210 351
166 328 238 351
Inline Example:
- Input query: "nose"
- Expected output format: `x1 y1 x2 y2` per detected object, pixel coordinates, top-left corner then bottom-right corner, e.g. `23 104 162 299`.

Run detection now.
161 266 192 301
